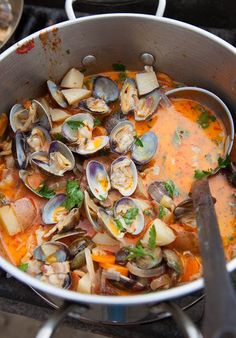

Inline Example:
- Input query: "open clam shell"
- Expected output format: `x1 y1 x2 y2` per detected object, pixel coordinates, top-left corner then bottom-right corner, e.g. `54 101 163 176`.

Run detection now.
26 125 51 153
47 80 68 108
79 97 111 115
93 76 119 103
33 241 70 262
62 113 94 142
30 141 75 176
42 193 67 225
98 208 124 240
110 121 135 154
134 89 161 121
110 156 138 197
86 160 111 201
12 131 28 169
120 78 138 114
84 190 101 231
132 131 158 165
114 197 144 235
19 170 46 198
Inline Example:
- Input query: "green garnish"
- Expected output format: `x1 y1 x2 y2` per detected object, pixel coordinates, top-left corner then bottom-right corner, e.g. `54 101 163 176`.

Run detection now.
54 133 67 143
98 194 106 201
67 120 85 130
94 117 101 127
172 127 190 146
123 207 139 225
127 244 155 260
195 104 216 129
144 210 152 216
164 180 179 198
134 135 144 147
18 263 28 272
218 155 231 169
148 225 156 249
66 49 70 55
158 205 166 220
115 218 124 231
118 72 127 82
112 63 126 72
194 169 213 180
62 180 84 211
79 67 87 73
36 183 55 199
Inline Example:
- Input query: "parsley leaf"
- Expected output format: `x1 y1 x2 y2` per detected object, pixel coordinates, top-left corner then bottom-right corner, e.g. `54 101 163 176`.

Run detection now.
67 120 85 131
164 180 179 198
194 169 213 180
54 133 67 143
94 117 101 127
148 225 156 249
195 104 216 129
98 194 106 201
118 72 127 82
112 63 126 72
127 244 154 260
144 210 152 216
62 180 84 211
172 127 190 146
36 183 55 199
218 155 231 169
159 205 166 220
134 135 144 147
18 262 28 272
115 218 124 231
123 207 139 225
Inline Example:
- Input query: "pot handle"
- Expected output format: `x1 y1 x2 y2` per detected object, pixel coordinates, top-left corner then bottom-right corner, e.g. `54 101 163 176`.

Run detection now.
65 0 166 20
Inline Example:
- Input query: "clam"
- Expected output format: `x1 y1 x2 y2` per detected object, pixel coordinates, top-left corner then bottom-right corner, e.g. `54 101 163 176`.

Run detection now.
134 89 161 121
42 193 67 225
19 170 48 197
114 197 144 235
26 125 51 153
93 76 119 103
70 237 92 270
132 131 158 165
106 272 145 292
79 97 111 115
162 249 183 274
110 121 135 154
98 208 124 240
86 160 111 201
47 80 68 108
110 156 138 196
30 140 75 176
136 247 162 270
84 190 101 231
33 242 70 263
12 131 28 169
10 100 52 133
52 229 87 242
104 111 127 134
173 198 196 227
62 113 109 155
148 181 175 211
120 78 138 114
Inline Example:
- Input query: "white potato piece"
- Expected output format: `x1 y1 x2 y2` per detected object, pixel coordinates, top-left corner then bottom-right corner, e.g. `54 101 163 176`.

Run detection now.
61 88 91 105
0 205 21 236
77 272 92 294
142 218 176 246
136 71 159 96
61 68 84 89
11 198 37 231
49 108 70 122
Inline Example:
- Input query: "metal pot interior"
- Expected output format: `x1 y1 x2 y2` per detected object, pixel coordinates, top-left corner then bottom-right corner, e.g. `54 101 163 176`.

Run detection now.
0 13 235 306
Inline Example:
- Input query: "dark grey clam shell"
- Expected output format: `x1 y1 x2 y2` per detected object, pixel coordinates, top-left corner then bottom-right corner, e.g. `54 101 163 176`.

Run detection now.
132 131 158 165
12 130 28 169
47 80 68 108
93 76 119 103
33 241 70 263
79 97 111 115
104 111 127 134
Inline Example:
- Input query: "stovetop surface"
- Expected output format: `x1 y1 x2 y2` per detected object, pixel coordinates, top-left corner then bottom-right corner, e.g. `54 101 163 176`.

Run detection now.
0 1 236 337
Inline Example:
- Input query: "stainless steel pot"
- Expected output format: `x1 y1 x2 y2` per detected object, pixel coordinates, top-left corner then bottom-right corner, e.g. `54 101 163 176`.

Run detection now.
0 1 235 337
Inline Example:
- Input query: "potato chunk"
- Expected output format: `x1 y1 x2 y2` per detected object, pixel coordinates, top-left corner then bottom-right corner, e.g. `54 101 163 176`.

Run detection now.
61 88 91 105
11 198 37 231
0 205 21 236
61 68 84 89
136 71 159 96
49 108 70 122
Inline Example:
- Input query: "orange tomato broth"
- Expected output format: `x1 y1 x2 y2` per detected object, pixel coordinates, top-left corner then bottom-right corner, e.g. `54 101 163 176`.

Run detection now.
0 69 235 284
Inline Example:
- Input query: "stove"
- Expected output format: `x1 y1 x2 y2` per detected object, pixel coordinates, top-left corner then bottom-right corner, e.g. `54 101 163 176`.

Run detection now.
0 1 235 337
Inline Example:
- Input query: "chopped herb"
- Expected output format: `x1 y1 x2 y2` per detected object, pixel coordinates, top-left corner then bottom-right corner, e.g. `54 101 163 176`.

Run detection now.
54 133 67 143
18 262 28 272
148 225 156 249
172 127 190 146
123 207 139 226
115 218 124 231
194 169 213 180
127 244 155 260
144 210 152 216
66 49 70 55
67 120 85 130
164 180 179 198
98 194 106 201
112 63 126 72
36 183 55 199
94 117 101 127
118 72 127 82
218 155 231 169
227 236 234 241
134 135 144 147
62 180 84 211
79 67 87 73
195 104 216 129
158 205 166 220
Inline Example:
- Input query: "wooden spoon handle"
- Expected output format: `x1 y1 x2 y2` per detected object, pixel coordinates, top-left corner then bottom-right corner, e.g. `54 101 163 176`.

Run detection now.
192 178 236 338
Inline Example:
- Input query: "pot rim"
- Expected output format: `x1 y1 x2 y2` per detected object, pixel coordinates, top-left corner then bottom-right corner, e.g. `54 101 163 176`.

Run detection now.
0 13 235 306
